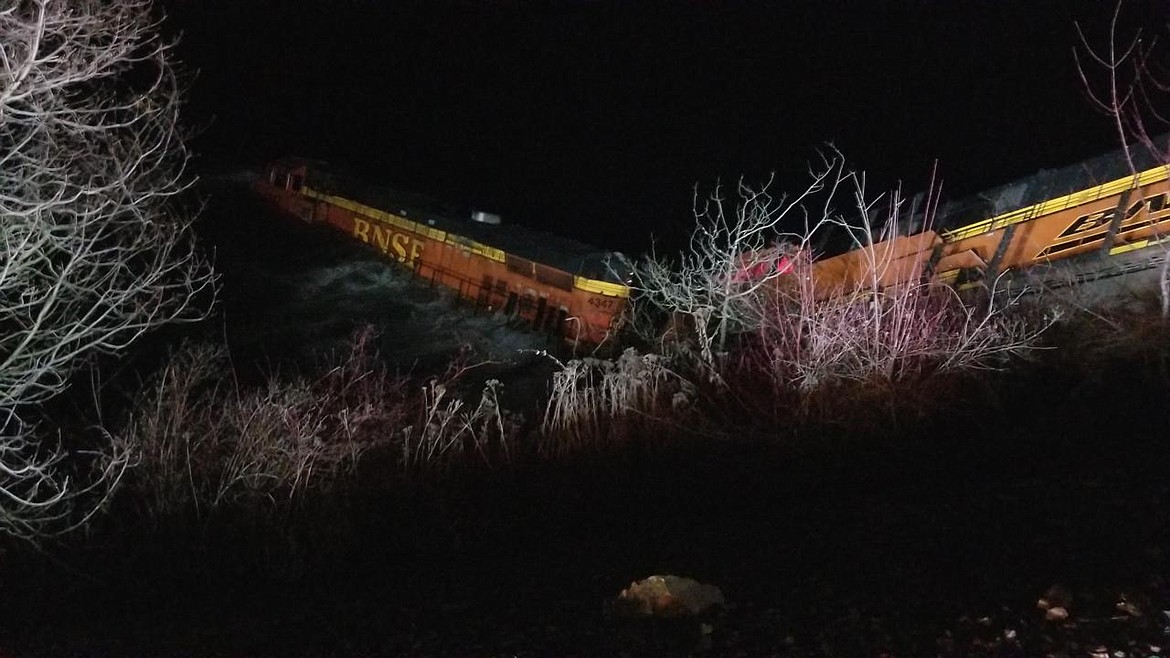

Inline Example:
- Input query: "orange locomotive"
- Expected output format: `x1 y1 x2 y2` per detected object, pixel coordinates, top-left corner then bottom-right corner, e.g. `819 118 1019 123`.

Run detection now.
257 141 1170 351
809 139 1170 297
255 159 631 348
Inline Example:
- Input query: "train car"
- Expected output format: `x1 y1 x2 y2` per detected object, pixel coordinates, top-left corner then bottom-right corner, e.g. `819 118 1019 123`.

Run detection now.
255 139 1168 352
254 158 631 348
810 137 1170 297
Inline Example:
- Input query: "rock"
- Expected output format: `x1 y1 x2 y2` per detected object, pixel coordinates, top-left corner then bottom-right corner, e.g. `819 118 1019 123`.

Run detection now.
613 575 726 618
1045 606 1070 622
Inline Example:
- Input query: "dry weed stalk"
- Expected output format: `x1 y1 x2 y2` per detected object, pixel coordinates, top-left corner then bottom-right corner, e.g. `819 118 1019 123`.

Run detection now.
540 348 692 457
399 378 513 473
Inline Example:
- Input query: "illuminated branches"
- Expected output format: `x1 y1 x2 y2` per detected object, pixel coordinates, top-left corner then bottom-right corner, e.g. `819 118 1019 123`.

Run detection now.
1074 0 1170 171
625 151 1047 400
0 0 214 538
621 151 849 366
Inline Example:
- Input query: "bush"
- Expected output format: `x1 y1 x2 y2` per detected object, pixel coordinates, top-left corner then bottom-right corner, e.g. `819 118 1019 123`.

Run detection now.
115 328 528 524
116 330 408 523
748 254 1045 396
618 151 1054 430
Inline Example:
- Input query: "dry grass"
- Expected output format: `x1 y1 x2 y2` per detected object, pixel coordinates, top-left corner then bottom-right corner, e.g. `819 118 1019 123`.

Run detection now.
116 329 410 523
115 328 530 524
539 348 695 457
400 377 516 473
749 253 1049 395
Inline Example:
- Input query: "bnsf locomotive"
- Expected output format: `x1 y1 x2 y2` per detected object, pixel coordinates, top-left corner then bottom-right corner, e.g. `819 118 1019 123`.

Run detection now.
809 138 1170 297
255 159 631 348
257 139 1170 349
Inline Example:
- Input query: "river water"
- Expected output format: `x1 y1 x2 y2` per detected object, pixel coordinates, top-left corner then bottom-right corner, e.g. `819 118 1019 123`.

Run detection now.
198 176 561 404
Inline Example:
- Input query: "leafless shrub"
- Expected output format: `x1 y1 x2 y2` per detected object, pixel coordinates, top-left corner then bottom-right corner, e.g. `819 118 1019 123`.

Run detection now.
1075 1 1170 172
620 154 847 370
626 151 1053 426
539 348 694 457
0 0 214 537
0 416 130 540
752 216 1051 396
121 328 525 519
118 330 408 524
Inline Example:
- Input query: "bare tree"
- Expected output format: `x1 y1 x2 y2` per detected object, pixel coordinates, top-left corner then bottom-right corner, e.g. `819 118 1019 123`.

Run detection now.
622 152 849 367
625 150 1050 396
0 0 214 538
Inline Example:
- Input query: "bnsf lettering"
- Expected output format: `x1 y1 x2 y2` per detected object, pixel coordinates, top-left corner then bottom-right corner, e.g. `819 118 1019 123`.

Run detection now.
352 217 424 264
1036 191 1170 259
1055 208 1114 238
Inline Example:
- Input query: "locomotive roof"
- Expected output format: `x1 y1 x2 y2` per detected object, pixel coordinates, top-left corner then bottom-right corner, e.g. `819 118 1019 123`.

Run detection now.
291 161 627 285
924 135 1170 234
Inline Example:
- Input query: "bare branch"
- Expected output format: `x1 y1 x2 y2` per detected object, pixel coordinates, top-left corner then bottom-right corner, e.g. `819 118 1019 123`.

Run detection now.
1074 0 1170 170
625 150 1051 397
0 0 215 538
620 149 850 368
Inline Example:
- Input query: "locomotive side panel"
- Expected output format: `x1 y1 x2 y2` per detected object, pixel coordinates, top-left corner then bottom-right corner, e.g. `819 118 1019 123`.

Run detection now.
811 232 940 297
938 165 1170 283
933 231 1000 281
1026 176 1170 262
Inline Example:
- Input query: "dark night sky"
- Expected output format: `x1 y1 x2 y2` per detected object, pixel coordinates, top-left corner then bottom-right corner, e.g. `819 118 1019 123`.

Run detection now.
165 1 1168 253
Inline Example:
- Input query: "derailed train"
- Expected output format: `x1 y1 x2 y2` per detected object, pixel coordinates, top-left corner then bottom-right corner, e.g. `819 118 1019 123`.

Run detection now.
255 159 632 347
810 138 1170 298
256 139 1170 347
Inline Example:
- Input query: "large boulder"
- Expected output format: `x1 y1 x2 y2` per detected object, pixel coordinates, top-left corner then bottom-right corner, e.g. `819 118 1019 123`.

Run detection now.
613 574 726 618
